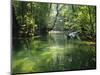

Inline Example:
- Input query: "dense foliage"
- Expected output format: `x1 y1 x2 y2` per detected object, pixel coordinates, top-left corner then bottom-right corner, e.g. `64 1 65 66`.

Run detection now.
12 1 96 40
12 1 96 74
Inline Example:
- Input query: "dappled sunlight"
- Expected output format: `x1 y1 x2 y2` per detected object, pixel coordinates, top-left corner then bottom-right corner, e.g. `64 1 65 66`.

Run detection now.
12 1 96 74
12 38 96 73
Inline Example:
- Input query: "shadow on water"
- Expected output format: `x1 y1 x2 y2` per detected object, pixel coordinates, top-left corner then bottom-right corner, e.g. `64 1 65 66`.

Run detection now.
12 32 96 74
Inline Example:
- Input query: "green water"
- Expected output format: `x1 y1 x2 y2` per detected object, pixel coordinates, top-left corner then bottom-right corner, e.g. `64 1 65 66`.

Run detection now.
12 33 96 73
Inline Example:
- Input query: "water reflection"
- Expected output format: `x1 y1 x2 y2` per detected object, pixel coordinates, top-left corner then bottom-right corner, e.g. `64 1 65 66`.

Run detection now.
12 31 96 73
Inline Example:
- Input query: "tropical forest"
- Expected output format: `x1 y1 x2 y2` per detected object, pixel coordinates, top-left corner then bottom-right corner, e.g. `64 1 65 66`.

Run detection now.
12 1 96 74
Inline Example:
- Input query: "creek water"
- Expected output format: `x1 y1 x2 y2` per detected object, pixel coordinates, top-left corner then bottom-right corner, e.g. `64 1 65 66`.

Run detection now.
12 31 96 73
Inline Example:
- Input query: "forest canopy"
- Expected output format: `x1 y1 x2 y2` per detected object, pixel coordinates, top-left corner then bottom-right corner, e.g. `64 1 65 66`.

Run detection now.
12 1 96 41
12 1 96 74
